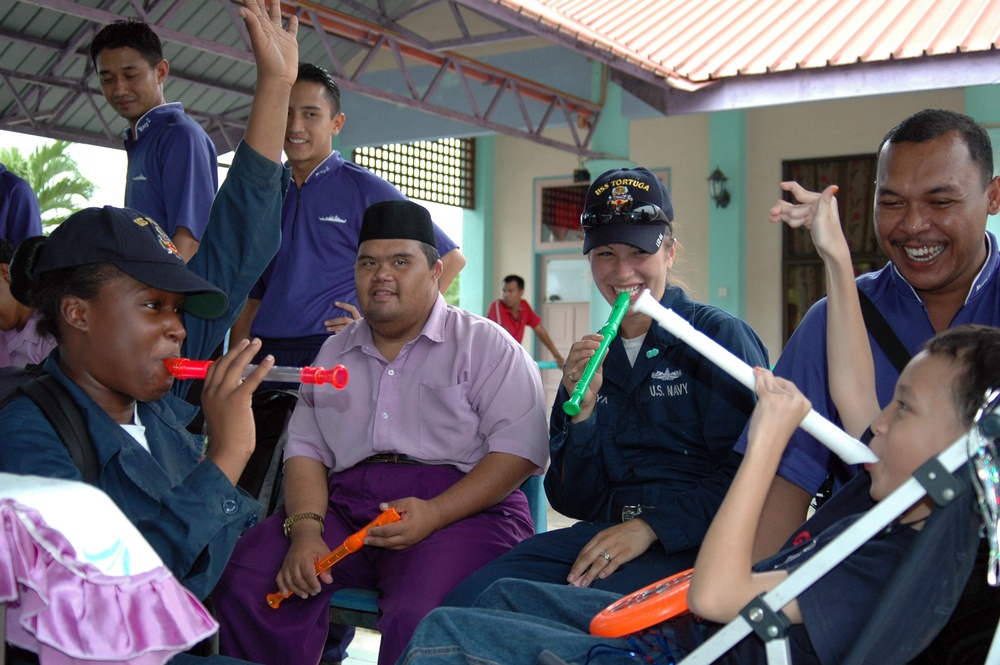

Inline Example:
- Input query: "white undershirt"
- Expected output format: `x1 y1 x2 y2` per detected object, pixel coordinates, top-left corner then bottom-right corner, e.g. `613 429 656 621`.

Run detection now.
621 333 647 367
120 405 151 453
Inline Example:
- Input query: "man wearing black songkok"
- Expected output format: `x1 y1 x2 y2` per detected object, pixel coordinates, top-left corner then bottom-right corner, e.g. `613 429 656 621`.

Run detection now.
215 200 551 665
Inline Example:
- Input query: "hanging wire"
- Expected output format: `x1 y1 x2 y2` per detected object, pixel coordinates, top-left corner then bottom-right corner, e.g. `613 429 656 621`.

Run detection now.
969 387 1000 586
584 627 677 664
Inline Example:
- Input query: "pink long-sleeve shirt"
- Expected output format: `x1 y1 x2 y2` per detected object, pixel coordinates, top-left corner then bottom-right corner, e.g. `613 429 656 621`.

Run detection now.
284 295 549 474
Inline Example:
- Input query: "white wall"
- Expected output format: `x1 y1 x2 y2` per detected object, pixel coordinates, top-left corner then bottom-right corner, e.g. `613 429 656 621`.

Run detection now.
492 130 578 309
629 113 712 303
743 89 964 353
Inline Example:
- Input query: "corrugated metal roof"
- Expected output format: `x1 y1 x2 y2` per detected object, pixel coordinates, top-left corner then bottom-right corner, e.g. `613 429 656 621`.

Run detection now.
3 0 996 153
495 0 1000 90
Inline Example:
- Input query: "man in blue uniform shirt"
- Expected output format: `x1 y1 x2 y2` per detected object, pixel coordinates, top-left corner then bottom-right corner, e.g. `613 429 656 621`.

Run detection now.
230 63 465 368
90 20 218 262
744 108 1000 556
0 163 43 244
741 108 1000 662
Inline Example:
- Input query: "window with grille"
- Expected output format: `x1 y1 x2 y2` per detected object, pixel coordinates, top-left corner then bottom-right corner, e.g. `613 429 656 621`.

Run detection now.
539 183 588 246
536 169 670 250
353 138 475 209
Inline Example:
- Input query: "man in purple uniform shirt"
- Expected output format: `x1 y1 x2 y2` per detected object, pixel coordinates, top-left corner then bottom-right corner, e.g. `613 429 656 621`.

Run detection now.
90 20 217 261
214 199 549 665
0 164 43 244
230 64 465 368
740 108 1000 661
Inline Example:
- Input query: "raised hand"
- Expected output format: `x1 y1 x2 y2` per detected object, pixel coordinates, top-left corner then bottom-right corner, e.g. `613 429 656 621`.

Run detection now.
236 0 298 87
235 0 298 161
324 301 362 334
769 181 847 262
770 181 878 438
201 337 274 485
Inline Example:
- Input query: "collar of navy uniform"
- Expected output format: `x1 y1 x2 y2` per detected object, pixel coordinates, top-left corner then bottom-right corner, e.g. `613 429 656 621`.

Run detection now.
967 231 1000 304
122 102 184 141
296 150 343 185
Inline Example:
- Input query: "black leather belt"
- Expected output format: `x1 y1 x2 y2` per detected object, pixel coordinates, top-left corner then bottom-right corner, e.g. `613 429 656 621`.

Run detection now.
360 453 423 465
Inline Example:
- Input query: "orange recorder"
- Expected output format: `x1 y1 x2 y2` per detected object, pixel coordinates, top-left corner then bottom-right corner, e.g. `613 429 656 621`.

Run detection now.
266 507 402 609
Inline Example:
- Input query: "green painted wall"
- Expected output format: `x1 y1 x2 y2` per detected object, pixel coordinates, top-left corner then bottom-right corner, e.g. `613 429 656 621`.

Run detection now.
966 86 1000 238
581 74 634 331
462 135 494 314
707 111 747 318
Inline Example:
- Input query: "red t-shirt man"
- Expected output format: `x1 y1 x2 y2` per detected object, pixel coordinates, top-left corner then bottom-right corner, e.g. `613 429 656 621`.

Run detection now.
486 275 564 368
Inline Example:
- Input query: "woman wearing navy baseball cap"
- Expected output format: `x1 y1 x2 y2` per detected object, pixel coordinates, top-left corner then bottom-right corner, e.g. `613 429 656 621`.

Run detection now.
446 166 770 607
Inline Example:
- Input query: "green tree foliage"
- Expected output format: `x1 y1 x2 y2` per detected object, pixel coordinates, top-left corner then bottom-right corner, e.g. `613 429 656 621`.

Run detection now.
0 140 95 231
444 272 460 307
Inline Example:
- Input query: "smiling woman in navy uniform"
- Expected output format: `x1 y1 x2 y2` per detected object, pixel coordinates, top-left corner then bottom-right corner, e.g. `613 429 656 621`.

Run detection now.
445 167 769 606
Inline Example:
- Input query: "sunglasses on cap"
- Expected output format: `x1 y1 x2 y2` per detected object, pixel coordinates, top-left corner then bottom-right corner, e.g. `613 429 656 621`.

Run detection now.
580 204 671 229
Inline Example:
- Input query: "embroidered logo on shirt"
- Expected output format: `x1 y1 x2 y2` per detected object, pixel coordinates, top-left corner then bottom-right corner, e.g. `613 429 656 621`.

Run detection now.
132 174 148 182
320 215 348 224
136 117 152 134
651 369 682 381
650 367 687 397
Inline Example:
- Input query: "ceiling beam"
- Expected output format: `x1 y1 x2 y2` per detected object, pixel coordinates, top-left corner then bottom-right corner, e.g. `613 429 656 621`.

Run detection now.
453 0 685 100
9 0 609 157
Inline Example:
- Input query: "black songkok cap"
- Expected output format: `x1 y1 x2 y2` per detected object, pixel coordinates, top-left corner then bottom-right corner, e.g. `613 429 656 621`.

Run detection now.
358 200 437 248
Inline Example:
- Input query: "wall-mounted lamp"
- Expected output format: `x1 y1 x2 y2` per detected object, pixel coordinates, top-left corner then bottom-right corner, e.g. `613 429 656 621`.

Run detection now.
708 167 731 209
573 155 591 183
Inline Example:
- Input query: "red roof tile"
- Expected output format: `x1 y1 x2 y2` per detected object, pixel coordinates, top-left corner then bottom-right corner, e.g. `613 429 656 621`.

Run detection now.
495 0 1000 89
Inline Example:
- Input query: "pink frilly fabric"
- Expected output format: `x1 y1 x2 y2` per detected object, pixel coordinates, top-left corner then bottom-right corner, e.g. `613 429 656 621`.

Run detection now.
0 496 218 664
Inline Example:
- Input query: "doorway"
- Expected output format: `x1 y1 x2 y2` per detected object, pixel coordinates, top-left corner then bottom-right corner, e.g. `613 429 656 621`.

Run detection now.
538 255 591 414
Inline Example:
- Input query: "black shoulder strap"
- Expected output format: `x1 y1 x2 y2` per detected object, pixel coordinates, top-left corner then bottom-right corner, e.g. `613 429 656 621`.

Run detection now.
16 375 99 484
813 289 910 511
857 287 911 374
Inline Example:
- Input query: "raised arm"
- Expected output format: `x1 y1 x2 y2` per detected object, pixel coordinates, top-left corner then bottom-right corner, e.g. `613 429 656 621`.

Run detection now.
236 0 298 162
770 182 878 439
439 248 466 294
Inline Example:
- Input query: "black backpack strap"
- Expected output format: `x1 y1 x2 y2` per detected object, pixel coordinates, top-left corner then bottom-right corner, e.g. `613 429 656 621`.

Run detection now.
857 287 911 374
814 290 909 510
16 375 99 484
